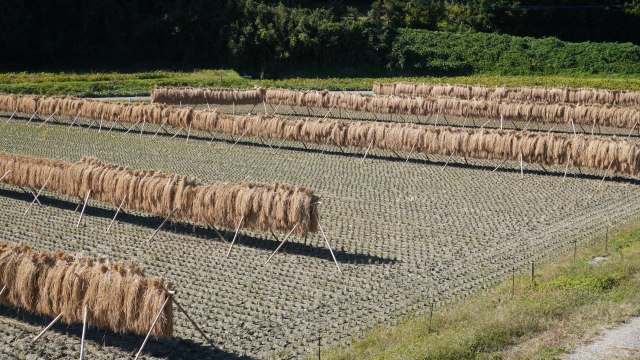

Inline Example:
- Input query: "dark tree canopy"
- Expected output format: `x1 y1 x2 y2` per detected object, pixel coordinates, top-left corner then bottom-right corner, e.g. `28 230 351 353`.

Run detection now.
1 0 638 75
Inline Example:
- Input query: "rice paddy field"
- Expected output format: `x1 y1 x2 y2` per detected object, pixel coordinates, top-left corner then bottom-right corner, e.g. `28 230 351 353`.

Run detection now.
0 104 639 359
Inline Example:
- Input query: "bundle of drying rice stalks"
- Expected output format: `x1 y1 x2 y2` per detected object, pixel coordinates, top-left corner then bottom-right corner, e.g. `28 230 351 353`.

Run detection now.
146 88 640 130
373 82 640 106
189 111 640 176
0 240 173 338
0 152 318 236
151 86 266 105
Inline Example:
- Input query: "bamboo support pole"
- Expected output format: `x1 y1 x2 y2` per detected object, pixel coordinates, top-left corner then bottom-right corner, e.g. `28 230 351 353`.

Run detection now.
172 297 216 348
80 305 87 360
76 190 92 227
134 295 171 360
124 119 142 135
6 109 17 123
98 116 104 133
208 129 220 145
563 155 571 182
265 224 299 264
152 118 169 139
492 159 506 172
0 170 11 182
38 110 58 128
147 208 179 243
85 120 98 130
404 142 417 165
322 105 336 120
320 134 333 155
185 121 192 143
226 216 244 257
520 153 524 179
107 114 122 133
442 150 455 170
360 138 374 164
68 112 81 130
139 117 146 137
230 128 249 149
33 313 63 342
171 127 184 138
315 214 340 273
628 121 638 139
26 108 40 125
211 225 228 243
106 196 127 233
599 161 615 188
24 180 47 215
18 187 42 205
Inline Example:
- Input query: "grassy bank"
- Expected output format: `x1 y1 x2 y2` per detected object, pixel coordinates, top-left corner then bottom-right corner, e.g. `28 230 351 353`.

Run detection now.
323 219 640 359
2 70 640 97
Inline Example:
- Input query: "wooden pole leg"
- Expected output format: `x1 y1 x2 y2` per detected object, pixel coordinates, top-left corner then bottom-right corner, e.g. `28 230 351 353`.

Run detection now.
404 142 417 165
226 216 244 257
265 224 299 264
360 139 374 164
76 190 92 228
80 305 88 360
124 119 142 135
172 297 216 348
106 196 127 233
147 208 179 243
134 295 171 360
211 225 228 243
152 118 169 139
442 151 455 171
33 313 63 342
315 213 341 273
24 180 48 215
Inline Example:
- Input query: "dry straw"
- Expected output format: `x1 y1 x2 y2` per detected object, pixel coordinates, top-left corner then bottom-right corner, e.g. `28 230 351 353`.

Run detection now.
373 82 640 106
190 110 640 177
0 240 173 338
4 91 639 131
0 152 318 236
150 86 266 105
147 87 640 130
2 93 638 176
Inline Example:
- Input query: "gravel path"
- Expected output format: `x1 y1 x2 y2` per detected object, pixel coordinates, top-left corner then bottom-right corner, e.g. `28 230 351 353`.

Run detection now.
565 317 640 359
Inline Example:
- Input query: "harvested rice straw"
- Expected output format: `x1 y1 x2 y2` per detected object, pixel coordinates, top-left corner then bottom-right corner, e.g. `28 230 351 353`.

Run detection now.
146 87 640 130
186 111 640 177
373 82 640 106
0 241 173 338
0 152 319 236
4 91 640 131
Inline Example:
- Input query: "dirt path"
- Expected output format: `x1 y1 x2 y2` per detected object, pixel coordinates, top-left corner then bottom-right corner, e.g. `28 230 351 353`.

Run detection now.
565 317 640 359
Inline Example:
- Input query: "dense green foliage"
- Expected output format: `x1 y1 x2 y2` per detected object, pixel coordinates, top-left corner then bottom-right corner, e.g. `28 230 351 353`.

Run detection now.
391 29 640 75
367 0 640 44
1 0 640 77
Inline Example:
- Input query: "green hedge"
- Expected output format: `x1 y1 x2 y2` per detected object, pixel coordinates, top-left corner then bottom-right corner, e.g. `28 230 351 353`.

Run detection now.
390 29 640 75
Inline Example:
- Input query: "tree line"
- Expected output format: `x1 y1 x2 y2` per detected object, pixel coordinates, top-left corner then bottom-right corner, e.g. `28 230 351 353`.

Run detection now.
1 0 639 75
